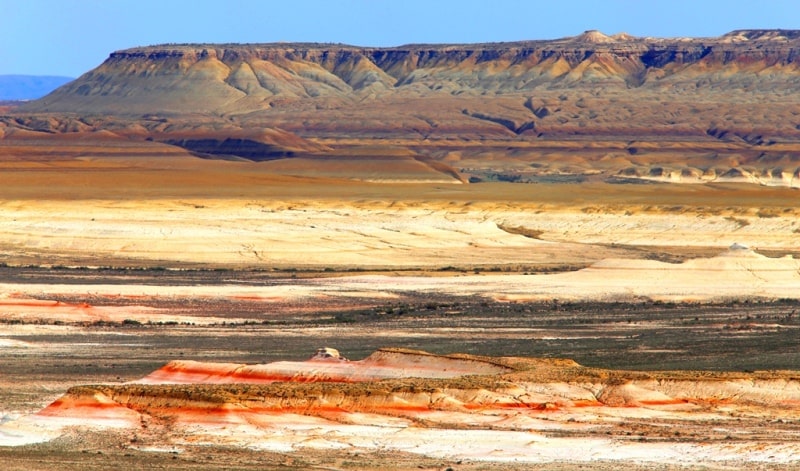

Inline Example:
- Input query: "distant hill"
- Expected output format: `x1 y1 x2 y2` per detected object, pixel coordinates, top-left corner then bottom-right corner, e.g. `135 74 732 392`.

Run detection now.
6 31 800 187
17 29 800 115
0 75 74 100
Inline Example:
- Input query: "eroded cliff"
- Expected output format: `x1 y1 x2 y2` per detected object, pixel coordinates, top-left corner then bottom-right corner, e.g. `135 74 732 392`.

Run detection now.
5 30 800 185
23 29 800 115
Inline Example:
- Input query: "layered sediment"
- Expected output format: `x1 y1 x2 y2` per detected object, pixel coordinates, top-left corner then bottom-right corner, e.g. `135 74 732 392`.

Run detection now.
3 30 800 186
23 29 800 114
3 29 800 470
5 348 800 466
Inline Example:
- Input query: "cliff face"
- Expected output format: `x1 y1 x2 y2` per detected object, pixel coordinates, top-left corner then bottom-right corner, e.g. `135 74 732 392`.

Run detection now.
21 30 800 115
8 30 800 186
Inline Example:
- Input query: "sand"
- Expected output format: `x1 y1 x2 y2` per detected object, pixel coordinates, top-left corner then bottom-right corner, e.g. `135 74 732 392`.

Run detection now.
0 196 797 271
1 150 799 469
0 247 797 323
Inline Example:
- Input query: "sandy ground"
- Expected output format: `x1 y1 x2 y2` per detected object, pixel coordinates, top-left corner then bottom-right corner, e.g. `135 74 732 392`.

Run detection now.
0 196 798 271
0 247 797 328
0 150 797 270
0 154 799 468
1 288 799 469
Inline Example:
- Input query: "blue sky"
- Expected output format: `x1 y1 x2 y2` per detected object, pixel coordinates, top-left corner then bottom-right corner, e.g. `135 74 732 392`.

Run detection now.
2 0 798 76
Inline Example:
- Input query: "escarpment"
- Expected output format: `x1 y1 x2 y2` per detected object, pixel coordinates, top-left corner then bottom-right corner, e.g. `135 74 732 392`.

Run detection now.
22 29 800 115
6 30 800 186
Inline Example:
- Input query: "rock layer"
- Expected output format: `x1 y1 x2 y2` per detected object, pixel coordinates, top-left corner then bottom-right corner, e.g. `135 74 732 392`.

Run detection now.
23 30 800 114
5 30 800 186
5 348 800 466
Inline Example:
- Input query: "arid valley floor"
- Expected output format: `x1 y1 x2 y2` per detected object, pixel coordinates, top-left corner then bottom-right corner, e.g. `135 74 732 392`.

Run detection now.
1 172 800 470
2 30 800 469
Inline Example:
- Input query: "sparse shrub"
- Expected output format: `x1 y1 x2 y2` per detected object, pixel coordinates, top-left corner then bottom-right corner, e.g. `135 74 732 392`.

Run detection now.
333 312 356 323
725 216 750 228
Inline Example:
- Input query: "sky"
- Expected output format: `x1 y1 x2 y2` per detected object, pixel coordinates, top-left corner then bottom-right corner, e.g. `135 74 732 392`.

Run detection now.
2 0 798 77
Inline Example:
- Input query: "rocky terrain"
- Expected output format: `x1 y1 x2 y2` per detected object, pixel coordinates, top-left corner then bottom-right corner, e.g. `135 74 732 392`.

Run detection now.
4 347 800 469
2 30 800 469
1 246 800 469
3 29 800 185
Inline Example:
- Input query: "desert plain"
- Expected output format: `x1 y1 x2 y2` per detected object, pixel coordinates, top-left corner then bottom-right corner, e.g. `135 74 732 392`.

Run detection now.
1 29 800 469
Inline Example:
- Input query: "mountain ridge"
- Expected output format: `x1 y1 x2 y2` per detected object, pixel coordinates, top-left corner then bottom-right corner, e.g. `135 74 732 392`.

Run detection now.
21 29 800 115
6 30 800 187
